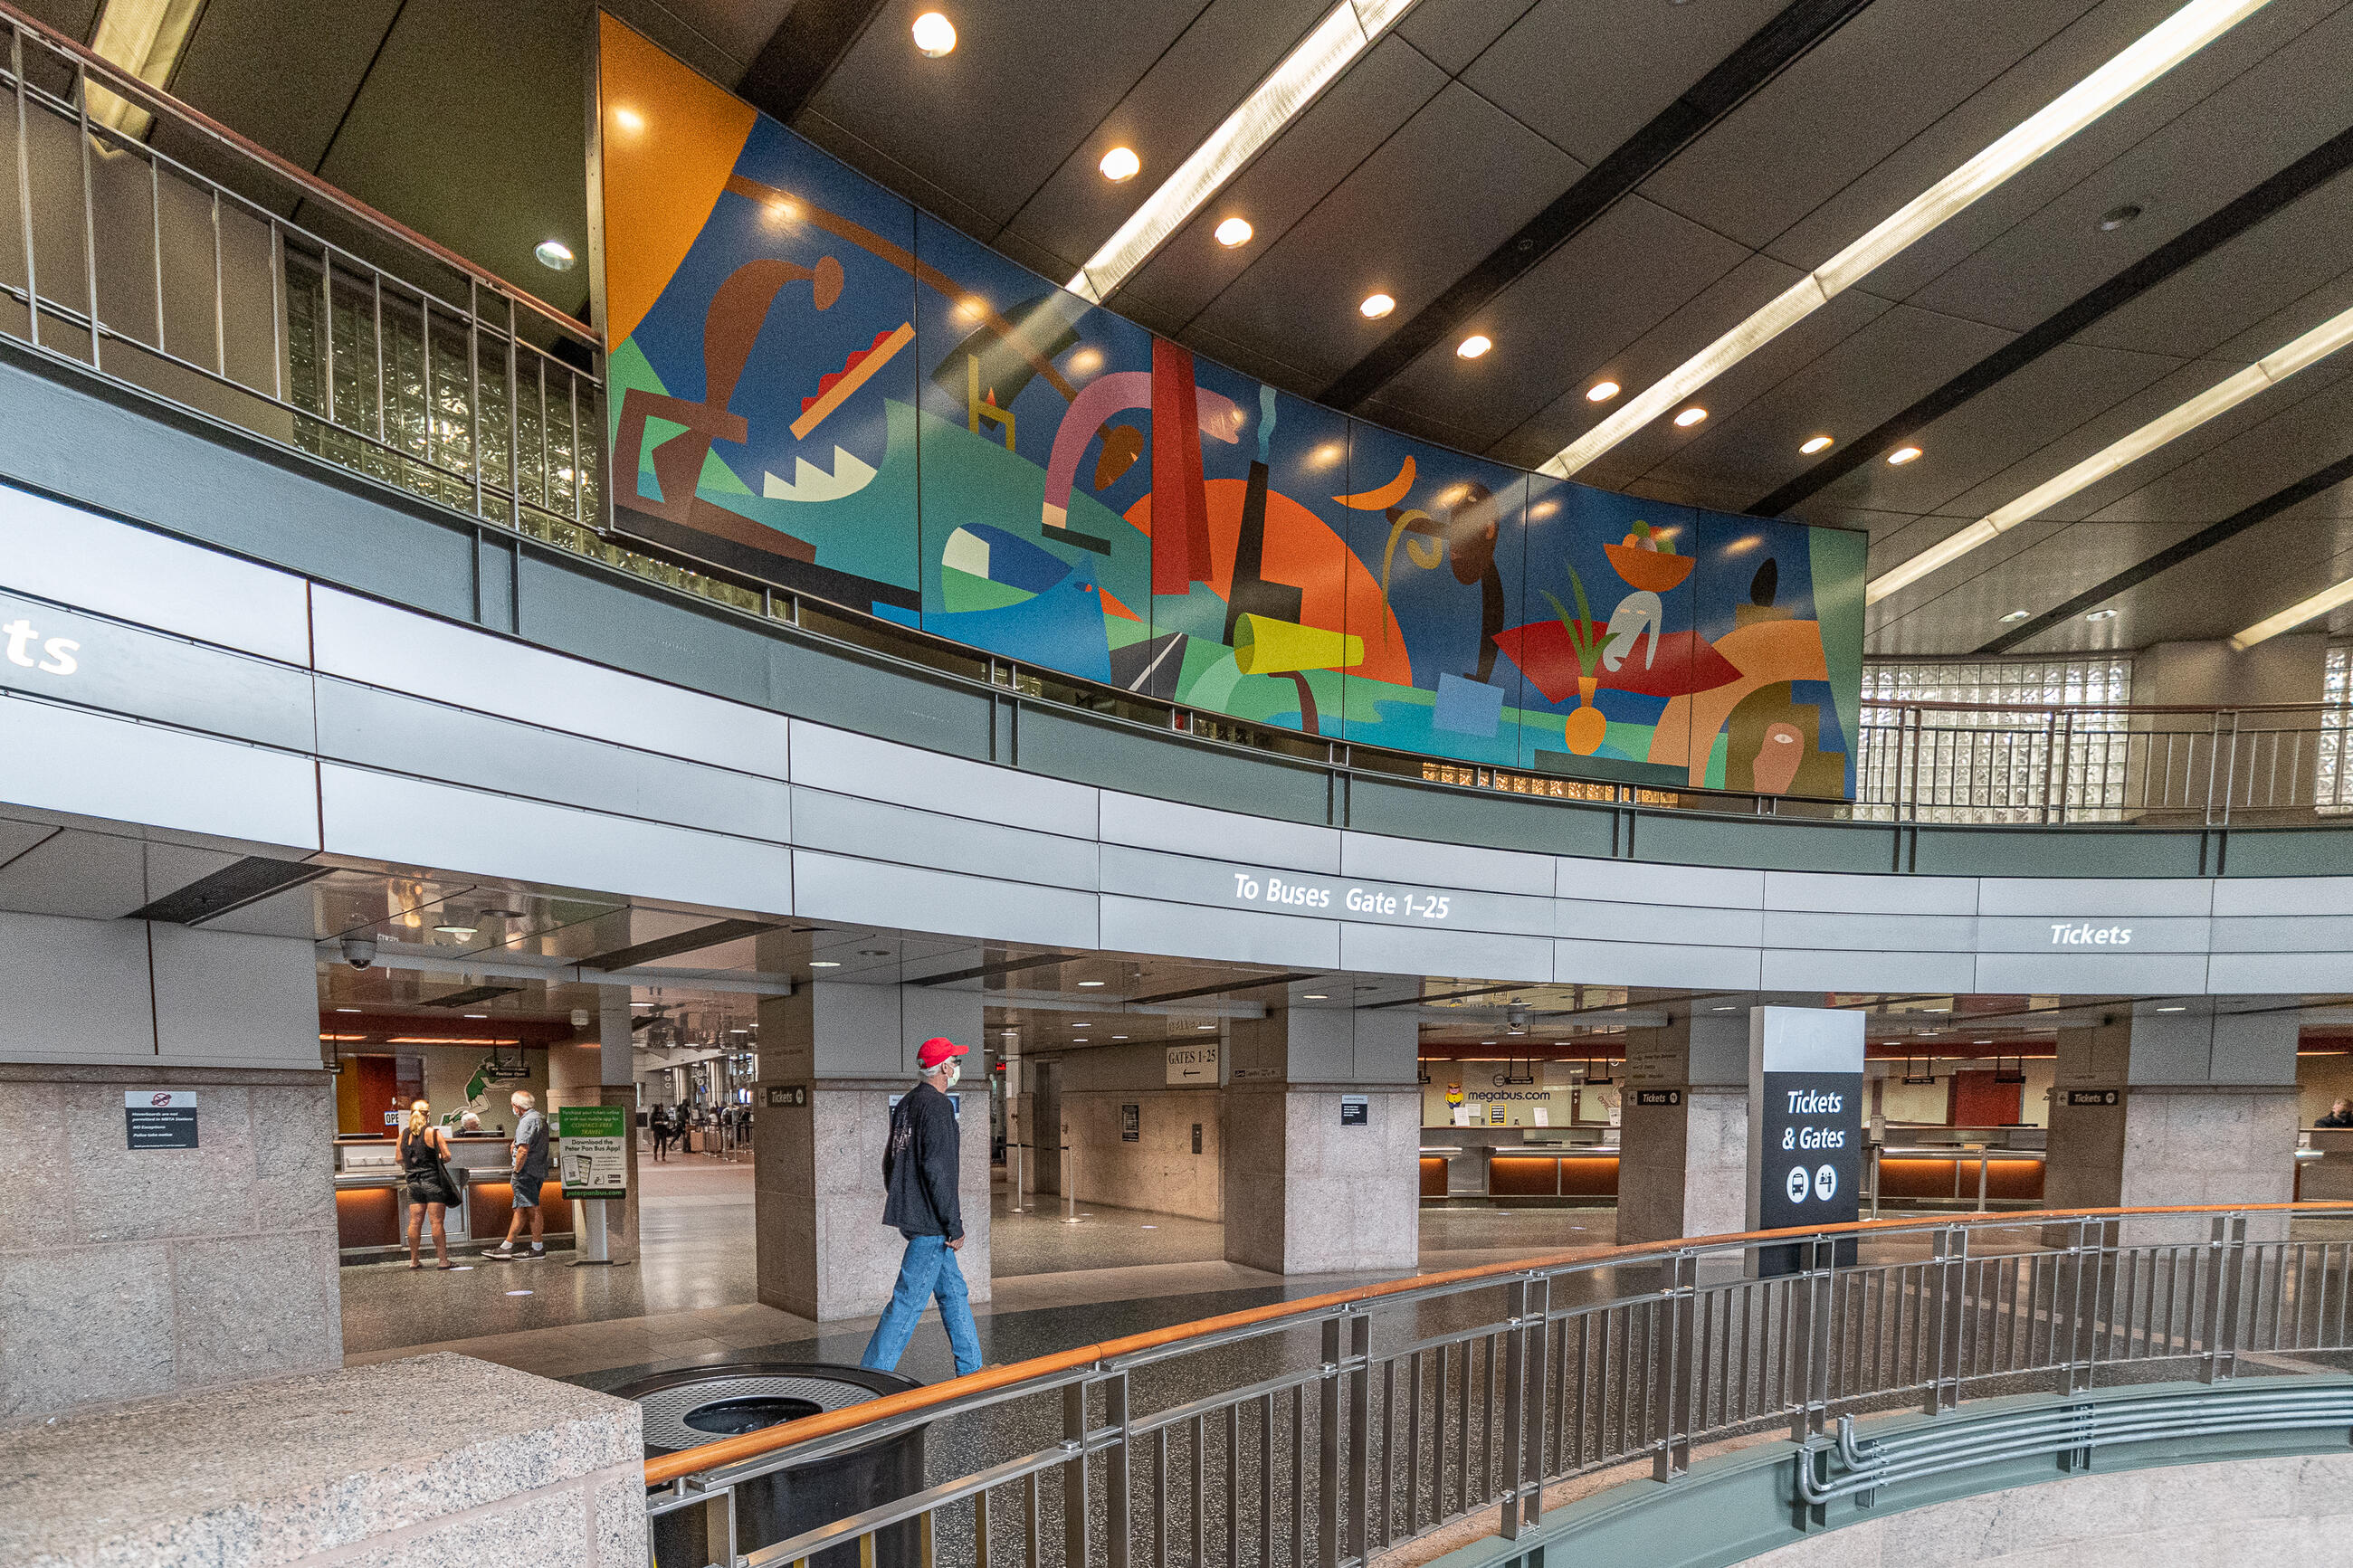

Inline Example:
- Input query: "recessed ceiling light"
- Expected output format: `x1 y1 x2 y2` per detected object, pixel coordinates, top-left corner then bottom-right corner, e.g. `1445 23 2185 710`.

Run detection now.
911 12 957 57
1100 147 1140 183
2085 608 2118 621
534 240 575 272
1799 434 1834 454
611 107 644 134
2156 1004 2186 1012
1079 980 1106 987
1999 609 2032 622
1072 1022 1089 1028
1113 1034 1128 1040
1887 445 1923 465
1672 406 1707 427
1712 1005 1737 1012
1359 292 1394 319
1214 216 1253 247
2097 204 2143 231
465 1014 488 1020
810 960 841 968
335 1007 360 1013
433 923 477 937
1196 1023 1216 1031
1303 993 1328 1000
1457 334 1491 359
1586 380 1619 402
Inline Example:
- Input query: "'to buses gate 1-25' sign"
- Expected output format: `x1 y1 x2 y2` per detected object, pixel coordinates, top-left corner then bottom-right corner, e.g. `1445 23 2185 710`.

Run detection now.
1747 1006 1864 1277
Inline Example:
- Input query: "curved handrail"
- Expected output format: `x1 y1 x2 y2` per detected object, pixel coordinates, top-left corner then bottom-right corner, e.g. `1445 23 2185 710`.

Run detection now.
0 0 597 347
641 1200 2335 1486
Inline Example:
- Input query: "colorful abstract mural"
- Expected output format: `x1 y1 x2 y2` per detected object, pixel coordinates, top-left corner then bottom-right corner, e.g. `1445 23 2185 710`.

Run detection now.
595 17 1868 796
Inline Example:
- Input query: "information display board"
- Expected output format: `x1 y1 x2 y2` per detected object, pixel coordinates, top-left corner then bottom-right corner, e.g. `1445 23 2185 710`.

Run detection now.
1747 1007 1863 1277
557 1105 630 1199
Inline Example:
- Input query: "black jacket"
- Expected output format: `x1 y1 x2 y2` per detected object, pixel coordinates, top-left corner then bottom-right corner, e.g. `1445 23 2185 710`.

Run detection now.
881 1082 963 1240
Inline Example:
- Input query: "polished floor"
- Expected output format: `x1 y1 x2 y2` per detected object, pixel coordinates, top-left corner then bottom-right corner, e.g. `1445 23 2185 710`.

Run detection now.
340 1160 1617 1384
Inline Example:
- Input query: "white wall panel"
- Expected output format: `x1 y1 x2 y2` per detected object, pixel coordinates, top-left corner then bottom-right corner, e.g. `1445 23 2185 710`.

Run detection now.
1340 922 1551 984
0 481 309 663
1099 790 1338 874
1339 832 1553 898
310 587 790 780
1560 857 1765 908
149 926 320 1069
793 788 1097 890
1762 947 1976 994
1762 870 1978 915
795 719 1094 838
1975 879 2215 918
792 849 1097 951
319 764 791 917
0 909 155 1062
1555 936 1764 990
1100 895 1339 971
0 693 317 851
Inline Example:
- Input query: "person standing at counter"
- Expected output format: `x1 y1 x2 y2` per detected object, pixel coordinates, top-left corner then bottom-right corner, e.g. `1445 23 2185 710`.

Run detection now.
397 1098 459 1269
487 1090 550 1261
2320 1098 2353 1128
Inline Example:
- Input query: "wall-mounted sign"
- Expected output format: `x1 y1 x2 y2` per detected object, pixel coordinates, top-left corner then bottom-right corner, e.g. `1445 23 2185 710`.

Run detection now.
1120 1103 1140 1142
1489 1104 1507 1126
2065 1088 2121 1107
766 1085 807 1108
557 1105 630 1198
2049 923 2132 946
1225 871 1454 922
1167 1041 1220 1087
1340 1094 1368 1126
125 1089 196 1149
1748 1008 1863 1277
1192 1122 1204 1154
1634 1089 1683 1107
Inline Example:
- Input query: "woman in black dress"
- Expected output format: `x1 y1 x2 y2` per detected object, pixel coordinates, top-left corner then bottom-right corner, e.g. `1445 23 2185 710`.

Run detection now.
397 1099 458 1269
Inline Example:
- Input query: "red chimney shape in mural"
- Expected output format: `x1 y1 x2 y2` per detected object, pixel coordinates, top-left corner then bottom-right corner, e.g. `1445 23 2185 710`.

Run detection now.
1149 338 1215 596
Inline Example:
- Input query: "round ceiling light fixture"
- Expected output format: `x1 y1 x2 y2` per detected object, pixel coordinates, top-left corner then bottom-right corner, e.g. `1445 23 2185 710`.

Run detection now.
534 240 576 272
1800 434 1833 454
1887 444 1923 465
1673 405 1707 427
2085 608 2119 621
1586 380 1619 402
1359 292 1395 319
2097 204 2143 232
1999 609 2031 622
1457 334 1492 359
911 12 957 56
1078 979 1105 987
1099 146 1140 183
1214 216 1253 248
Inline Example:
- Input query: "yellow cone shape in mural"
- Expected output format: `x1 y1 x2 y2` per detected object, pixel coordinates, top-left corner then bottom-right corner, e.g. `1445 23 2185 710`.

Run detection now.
1233 614 1364 676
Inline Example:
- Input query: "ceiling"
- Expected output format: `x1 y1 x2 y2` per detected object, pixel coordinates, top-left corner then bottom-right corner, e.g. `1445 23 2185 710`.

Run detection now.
25 0 2353 660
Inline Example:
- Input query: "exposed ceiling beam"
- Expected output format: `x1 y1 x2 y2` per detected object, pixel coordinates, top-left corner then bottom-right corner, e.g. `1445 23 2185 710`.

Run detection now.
1121 972 1323 1007
1974 446 2353 654
1318 0 1874 412
1752 121 2353 518
128 856 332 924
738 0 893 127
1538 0 2276 480
576 917 781 974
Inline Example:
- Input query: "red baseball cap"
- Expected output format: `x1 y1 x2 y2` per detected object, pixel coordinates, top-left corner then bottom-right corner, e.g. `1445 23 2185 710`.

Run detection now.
917 1037 968 1069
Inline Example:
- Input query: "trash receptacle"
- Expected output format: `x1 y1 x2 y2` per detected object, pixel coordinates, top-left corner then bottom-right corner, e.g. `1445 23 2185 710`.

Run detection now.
625 1363 926 1568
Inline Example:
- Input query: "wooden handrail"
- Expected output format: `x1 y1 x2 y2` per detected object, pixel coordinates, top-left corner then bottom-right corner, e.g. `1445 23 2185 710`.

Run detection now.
0 0 597 347
640 1201 2339 1486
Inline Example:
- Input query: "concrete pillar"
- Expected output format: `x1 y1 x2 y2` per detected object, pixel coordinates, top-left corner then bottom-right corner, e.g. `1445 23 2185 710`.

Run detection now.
0 912 336 1421
1222 1006 1419 1276
2047 1001 2299 1240
1616 1006 1749 1245
752 981 987 1322
543 989 640 1263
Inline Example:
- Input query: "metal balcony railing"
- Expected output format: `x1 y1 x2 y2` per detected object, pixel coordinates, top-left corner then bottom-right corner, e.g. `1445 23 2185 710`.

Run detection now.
639 1205 2353 1568
0 1 602 537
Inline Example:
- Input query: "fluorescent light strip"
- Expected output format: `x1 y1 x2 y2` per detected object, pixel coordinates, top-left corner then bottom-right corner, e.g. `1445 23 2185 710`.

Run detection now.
1538 0 2272 480
2233 576 2353 649
1869 297 2353 603
1068 0 1418 303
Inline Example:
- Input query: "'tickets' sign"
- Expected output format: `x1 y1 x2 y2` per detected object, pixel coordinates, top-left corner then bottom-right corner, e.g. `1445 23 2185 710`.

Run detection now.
1748 1007 1863 1277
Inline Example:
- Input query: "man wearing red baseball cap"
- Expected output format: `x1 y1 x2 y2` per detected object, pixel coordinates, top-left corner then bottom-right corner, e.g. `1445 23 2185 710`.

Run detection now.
860 1036 982 1377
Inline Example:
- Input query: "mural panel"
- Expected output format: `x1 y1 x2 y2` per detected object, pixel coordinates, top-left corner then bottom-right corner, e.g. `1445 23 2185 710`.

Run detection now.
595 15 1867 798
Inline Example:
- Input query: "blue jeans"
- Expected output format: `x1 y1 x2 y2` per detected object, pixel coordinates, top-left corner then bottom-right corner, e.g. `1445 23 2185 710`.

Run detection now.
861 1232 982 1377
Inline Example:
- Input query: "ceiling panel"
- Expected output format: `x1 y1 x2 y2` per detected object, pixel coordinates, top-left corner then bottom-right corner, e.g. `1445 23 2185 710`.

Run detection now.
2082 371 2353 525
1115 34 1449 344
0 828 146 919
1356 191 1756 459
1633 0 2140 252
803 0 1210 232
1163 81 1578 388
165 0 404 173
998 0 1332 277
1395 0 1541 76
645 0 796 81
1462 0 1791 166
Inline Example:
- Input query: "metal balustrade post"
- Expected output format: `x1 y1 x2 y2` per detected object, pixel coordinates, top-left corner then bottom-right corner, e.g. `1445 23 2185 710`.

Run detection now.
1347 1315 1369 1565
2202 1214 2248 1383
1925 1225 1967 1414
1106 1373 1130 1568
1788 1238 1834 1443
1062 1379 1091 1568
1651 1254 1694 1480
1318 1316 1342 1568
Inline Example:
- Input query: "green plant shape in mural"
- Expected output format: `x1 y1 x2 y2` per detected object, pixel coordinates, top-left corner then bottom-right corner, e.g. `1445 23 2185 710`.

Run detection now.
1540 565 1609 756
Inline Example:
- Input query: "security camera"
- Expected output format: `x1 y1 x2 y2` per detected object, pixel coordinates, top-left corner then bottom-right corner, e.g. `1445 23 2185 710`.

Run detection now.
341 935 377 970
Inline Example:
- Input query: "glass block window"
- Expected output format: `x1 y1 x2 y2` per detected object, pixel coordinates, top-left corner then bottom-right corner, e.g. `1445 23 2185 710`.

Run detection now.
1857 656 2134 823
2322 643 2352 813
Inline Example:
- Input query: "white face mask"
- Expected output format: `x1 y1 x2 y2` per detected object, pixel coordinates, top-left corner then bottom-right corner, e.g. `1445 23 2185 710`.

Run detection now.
939 1061 961 1088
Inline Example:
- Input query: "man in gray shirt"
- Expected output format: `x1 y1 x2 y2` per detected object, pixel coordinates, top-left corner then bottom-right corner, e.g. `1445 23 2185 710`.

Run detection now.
488 1090 551 1260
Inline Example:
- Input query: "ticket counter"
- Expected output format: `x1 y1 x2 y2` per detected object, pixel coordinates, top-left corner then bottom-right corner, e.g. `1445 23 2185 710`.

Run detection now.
333 1135 573 1259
